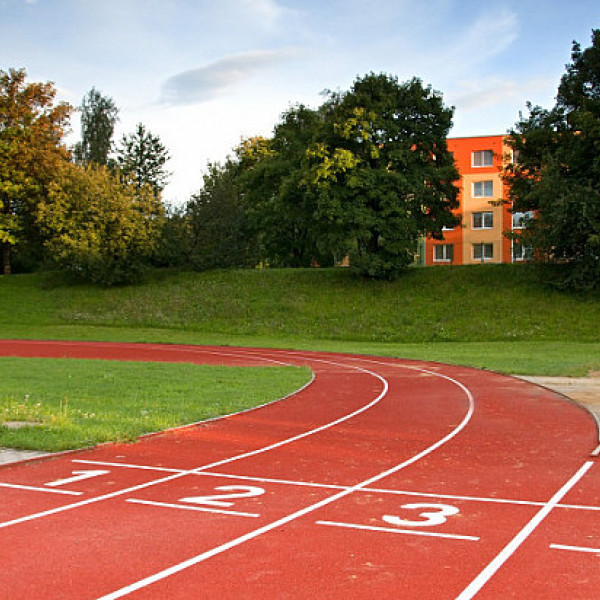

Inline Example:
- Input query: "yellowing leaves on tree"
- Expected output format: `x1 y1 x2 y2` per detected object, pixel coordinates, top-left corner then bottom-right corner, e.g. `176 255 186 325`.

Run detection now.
39 162 164 285
0 68 72 274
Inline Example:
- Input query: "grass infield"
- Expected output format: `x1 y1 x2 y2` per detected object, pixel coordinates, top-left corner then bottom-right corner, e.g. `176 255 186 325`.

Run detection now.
0 357 311 452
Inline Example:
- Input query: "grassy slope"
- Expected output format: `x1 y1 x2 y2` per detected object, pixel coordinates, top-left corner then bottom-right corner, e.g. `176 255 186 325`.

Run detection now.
0 265 598 375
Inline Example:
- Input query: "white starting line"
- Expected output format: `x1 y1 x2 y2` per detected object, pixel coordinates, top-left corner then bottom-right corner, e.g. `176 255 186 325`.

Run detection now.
70 458 600 513
550 543 600 555
316 519 480 541
0 481 83 496
126 498 260 518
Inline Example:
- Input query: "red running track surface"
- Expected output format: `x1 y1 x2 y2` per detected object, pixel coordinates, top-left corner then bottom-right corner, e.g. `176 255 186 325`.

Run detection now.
0 339 598 599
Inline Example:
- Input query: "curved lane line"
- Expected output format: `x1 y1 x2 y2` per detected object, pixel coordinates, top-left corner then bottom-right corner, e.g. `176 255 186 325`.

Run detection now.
96 354 475 600
0 353 388 531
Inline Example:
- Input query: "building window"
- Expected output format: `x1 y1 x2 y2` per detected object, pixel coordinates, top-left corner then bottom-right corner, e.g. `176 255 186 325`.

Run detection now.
473 243 493 261
473 211 494 229
434 244 454 262
472 150 494 167
473 180 493 197
512 211 534 229
512 242 533 262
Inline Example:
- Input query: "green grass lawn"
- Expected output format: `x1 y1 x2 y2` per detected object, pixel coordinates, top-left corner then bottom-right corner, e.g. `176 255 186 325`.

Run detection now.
0 357 311 452
0 265 598 375
2 265 598 343
0 265 598 452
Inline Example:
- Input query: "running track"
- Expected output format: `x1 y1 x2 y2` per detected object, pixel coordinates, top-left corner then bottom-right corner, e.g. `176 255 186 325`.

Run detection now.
0 339 599 599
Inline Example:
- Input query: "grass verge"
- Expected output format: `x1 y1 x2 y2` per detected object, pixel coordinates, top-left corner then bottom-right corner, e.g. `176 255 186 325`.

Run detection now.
0 265 598 376
0 357 311 452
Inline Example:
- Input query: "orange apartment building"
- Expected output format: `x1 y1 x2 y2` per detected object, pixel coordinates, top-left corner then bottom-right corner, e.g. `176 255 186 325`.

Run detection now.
424 134 533 266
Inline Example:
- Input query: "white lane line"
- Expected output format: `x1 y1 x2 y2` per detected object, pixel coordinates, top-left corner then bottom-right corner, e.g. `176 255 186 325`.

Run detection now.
0 482 82 496
72 460 600 513
73 459 183 473
126 499 259 518
316 520 479 541
0 356 388 531
96 366 475 600
74 460 348 491
550 543 600 555
456 461 595 600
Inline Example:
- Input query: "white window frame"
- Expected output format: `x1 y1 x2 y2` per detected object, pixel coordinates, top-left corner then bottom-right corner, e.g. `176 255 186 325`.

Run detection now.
512 241 533 262
472 150 494 167
433 244 454 262
473 211 494 229
512 211 534 229
473 180 494 197
473 243 494 262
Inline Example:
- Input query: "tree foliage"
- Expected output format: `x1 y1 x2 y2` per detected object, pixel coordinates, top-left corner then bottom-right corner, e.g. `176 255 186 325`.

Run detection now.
182 160 258 270
309 74 459 278
39 162 163 285
239 110 334 267
73 87 118 166
236 75 459 278
506 29 600 291
0 68 72 274
115 123 171 195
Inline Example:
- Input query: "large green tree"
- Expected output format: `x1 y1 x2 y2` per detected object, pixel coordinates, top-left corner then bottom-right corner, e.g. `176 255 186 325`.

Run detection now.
506 29 600 291
309 74 459 279
73 87 118 166
115 123 171 196
182 160 257 270
0 68 72 274
240 107 336 267
38 162 163 285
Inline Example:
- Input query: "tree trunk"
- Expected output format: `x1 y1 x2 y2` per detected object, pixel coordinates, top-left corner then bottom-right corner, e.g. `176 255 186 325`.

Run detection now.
2 244 11 275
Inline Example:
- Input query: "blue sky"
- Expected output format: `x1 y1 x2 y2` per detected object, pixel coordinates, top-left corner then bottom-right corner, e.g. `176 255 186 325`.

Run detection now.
1 0 598 203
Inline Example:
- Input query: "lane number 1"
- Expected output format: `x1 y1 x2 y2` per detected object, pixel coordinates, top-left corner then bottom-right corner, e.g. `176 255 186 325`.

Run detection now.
45 470 110 488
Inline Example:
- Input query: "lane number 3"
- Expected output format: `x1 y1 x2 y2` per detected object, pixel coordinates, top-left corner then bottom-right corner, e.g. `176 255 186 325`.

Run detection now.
382 503 460 528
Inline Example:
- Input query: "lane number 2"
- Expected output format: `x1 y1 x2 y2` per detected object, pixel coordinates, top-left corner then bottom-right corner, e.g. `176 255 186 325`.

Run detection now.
382 503 459 528
180 485 265 508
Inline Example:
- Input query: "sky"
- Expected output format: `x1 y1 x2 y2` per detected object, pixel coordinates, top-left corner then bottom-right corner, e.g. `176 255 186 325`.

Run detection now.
1 0 599 204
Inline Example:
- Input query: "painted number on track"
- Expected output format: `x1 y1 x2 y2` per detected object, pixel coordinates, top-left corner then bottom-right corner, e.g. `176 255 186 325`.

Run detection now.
382 503 460 528
45 470 110 488
180 485 265 508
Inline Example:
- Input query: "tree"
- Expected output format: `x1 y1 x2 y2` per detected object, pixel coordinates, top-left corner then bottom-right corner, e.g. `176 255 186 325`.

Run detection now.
73 87 118 166
240 108 334 267
0 68 72 274
182 160 257 270
308 74 459 279
505 30 600 291
38 162 163 285
115 123 171 195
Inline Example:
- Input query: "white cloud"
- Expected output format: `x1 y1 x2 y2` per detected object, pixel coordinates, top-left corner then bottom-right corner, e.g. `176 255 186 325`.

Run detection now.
160 48 302 105
435 8 519 76
452 76 555 111
237 0 287 30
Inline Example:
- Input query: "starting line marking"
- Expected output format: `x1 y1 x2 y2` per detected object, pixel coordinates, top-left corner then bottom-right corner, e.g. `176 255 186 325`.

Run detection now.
72 459 600 513
126 498 259 518
0 482 82 496
96 364 475 600
550 543 600 555
0 356 390 533
316 520 479 541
